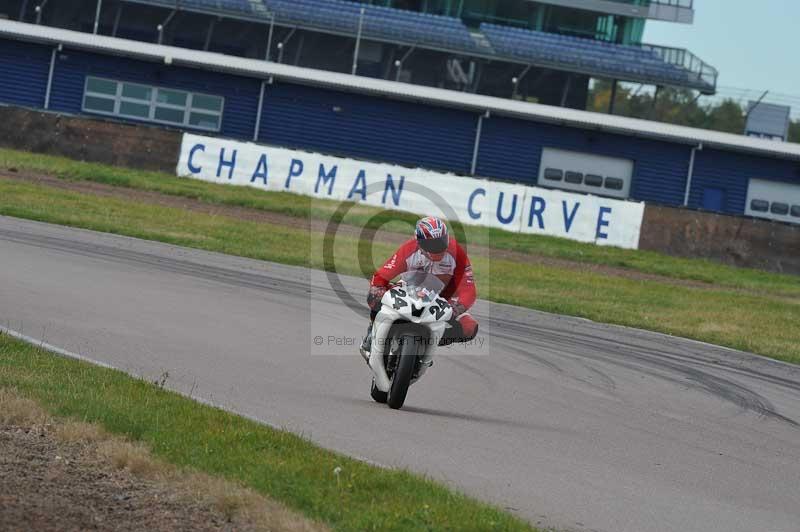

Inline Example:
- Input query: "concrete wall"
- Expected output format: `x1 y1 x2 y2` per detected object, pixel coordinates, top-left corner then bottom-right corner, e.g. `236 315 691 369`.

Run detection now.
640 205 800 275
1 106 797 275
0 105 180 172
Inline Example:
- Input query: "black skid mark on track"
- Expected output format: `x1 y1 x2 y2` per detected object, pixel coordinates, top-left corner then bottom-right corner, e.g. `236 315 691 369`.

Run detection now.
480 313 800 428
494 336 617 396
1 227 323 301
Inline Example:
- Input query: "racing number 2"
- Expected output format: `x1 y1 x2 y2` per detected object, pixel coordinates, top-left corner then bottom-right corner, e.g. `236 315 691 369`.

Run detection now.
389 288 408 310
429 298 450 320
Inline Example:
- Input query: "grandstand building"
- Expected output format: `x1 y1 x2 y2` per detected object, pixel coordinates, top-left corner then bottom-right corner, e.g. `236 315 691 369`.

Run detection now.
3 0 716 110
0 3 797 227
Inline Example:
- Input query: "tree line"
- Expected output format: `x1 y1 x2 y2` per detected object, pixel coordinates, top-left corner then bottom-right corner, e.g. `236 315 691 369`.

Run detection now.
587 80 800 143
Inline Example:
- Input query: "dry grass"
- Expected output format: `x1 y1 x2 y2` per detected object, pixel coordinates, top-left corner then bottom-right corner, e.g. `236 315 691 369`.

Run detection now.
54 420 108 443
0 386 329 532
94 438 330 530
0 387 49 426
98 439 164 477
182 473 328 532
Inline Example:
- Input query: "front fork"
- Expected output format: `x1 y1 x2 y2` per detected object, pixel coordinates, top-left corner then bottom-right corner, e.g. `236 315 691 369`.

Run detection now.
368 318 394 392
367 318 445 392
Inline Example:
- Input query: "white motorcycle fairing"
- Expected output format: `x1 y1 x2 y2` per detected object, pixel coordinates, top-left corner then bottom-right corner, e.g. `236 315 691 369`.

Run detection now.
368 283 453 393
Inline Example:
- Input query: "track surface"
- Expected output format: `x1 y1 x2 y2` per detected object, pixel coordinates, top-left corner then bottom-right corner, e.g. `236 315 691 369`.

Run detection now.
1 216 799 532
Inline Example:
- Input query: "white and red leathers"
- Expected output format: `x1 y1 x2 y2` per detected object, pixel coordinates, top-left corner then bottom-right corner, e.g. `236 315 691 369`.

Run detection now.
369 237 478 342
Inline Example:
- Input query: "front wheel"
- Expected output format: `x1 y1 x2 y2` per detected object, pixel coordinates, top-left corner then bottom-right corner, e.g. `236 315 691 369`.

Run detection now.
387 334 424 409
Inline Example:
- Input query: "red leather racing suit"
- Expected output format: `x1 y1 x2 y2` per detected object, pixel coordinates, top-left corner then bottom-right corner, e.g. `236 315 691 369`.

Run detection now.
369 237 478 343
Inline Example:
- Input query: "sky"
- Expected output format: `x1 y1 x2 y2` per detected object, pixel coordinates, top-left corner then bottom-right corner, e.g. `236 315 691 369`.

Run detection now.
643 0 800 107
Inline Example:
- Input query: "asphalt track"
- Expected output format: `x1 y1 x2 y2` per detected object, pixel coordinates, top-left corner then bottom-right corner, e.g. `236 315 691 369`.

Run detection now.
1 215 799 532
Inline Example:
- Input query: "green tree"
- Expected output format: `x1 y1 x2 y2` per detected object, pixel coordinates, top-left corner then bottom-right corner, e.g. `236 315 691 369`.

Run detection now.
789 120 800 143
587 81 796 143
703 100 745 134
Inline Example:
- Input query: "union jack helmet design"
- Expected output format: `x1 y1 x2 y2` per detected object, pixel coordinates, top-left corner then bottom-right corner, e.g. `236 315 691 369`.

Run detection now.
415 216 449 254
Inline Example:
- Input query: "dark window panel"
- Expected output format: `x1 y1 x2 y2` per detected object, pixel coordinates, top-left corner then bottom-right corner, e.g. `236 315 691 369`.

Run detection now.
565 171 583 184
585 174 603 187
84 95 115 113
119 101 150 118
750 199 769 212
154 107 185 124
189 112 220 129
543 168 563 181
770 202 789 215
121 83 152 101
604 177 624 190
791 205 800 218
192 94 224 112
86 77 117 95
157 89 187 106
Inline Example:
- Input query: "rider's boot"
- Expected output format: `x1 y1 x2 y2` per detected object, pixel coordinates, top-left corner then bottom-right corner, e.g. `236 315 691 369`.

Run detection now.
413 352 434 382
359 321 373 363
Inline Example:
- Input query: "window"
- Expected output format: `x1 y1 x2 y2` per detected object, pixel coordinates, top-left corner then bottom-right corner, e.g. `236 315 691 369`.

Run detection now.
585 174 603 187
746 179 800 224
538 148 633 199
770 202 789 215
84 95 115 113
82 76 224 131
86 77 116 95
543 168 563 181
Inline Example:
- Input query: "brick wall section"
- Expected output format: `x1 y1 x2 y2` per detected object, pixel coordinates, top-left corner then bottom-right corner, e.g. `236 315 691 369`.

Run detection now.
0 106 181 173
640 204 800 275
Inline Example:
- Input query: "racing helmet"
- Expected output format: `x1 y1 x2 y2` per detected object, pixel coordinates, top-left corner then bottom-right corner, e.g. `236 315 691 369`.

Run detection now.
415 216 449 254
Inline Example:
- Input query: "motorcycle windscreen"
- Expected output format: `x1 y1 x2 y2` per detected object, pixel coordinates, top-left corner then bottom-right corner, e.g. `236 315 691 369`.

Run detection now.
399 271 445 303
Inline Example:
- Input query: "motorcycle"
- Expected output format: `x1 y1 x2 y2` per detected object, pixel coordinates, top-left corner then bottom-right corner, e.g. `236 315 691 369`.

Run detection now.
363 271 453 409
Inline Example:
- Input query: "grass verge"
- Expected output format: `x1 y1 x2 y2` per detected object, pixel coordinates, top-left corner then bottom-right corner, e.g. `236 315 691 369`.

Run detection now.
0 388 326 532
0 178 797 363
2 147 798 296
0 336 537 531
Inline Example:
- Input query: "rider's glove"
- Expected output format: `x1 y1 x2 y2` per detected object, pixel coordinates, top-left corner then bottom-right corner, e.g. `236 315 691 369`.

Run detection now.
367 285 387 311
448 299 467 318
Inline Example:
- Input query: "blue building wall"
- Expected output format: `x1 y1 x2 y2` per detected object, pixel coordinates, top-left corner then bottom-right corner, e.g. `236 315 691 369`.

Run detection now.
690 148 800 213
476 115 693 206
0 39 51 109
0 36 799 219
47 49 261 139
259 82 477 175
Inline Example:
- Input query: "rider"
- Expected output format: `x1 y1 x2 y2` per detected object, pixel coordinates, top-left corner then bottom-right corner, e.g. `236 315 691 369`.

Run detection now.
360 216 479 357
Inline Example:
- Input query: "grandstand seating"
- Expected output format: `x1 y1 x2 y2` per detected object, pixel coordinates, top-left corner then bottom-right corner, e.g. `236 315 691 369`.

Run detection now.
184 0 254 14
481 23 705 89
120 0 711 92
260 0 478 51
123 0 265 18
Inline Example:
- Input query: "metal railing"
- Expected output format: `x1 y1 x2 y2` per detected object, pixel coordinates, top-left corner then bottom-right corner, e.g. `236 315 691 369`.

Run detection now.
604 0 693 7
640 43 717 92
649 0 693 7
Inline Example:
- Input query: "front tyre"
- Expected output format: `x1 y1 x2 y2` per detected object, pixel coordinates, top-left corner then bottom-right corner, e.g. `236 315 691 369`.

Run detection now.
387 334 424 409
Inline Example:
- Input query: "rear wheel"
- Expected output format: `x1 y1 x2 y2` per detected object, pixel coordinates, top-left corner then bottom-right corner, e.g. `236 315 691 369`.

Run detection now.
387 334 423 409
